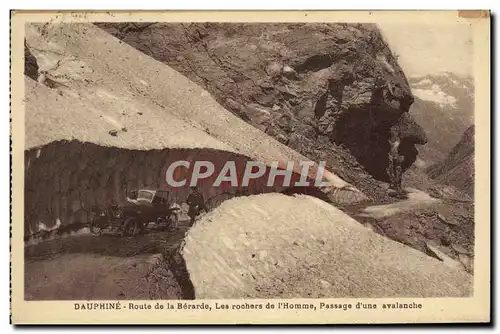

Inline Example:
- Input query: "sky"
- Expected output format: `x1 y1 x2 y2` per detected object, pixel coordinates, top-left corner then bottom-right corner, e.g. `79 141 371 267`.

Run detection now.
377 23 473 78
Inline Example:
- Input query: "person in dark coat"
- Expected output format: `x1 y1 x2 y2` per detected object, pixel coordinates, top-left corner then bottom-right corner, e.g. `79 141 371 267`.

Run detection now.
186 187 207 224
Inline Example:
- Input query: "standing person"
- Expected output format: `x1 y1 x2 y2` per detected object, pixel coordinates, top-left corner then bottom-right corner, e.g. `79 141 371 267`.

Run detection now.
393 154 405 195
186 187 207 224
387 137 405 197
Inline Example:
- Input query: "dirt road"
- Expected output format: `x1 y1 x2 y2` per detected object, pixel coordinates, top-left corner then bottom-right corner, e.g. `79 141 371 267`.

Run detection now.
24 219 191 300
357 188 440 219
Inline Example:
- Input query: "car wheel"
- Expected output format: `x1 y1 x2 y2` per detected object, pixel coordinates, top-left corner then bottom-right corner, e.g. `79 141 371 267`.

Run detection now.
90 220 103 236
122 217 139 237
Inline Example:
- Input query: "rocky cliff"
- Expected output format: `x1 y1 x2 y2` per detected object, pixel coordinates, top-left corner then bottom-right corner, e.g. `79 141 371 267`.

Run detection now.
97 22 427 201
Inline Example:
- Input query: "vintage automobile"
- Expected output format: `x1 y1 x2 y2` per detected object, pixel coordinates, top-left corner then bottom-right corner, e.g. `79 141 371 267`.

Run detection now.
90 189 180 237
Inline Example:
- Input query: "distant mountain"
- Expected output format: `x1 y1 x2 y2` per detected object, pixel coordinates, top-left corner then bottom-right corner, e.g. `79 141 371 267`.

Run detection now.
427 125 474 197
408 72 474 167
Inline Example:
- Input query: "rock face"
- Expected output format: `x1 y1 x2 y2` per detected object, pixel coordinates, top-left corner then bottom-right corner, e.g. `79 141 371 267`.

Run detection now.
24 40 39 81
182 193 472 298
427 125 475 197
97 22 427 200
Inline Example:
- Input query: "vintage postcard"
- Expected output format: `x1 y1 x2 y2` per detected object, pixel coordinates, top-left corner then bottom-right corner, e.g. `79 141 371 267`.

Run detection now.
10 10 490 324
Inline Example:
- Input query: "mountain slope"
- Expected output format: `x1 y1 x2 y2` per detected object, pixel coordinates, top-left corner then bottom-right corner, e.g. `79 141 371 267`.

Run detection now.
427 125 475 197
409 73 474 166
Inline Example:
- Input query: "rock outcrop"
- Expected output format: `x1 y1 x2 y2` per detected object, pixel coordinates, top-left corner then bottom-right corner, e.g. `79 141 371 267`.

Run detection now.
24 40 39 81
182 193 472 298
97 22 427 200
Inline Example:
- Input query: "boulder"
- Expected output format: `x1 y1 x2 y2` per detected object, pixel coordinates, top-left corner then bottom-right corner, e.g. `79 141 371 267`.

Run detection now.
265 62 283 77
282 65 298 80
243 103 272 132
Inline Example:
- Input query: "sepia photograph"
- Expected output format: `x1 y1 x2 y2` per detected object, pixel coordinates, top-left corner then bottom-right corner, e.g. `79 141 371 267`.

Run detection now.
10 10 490 324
